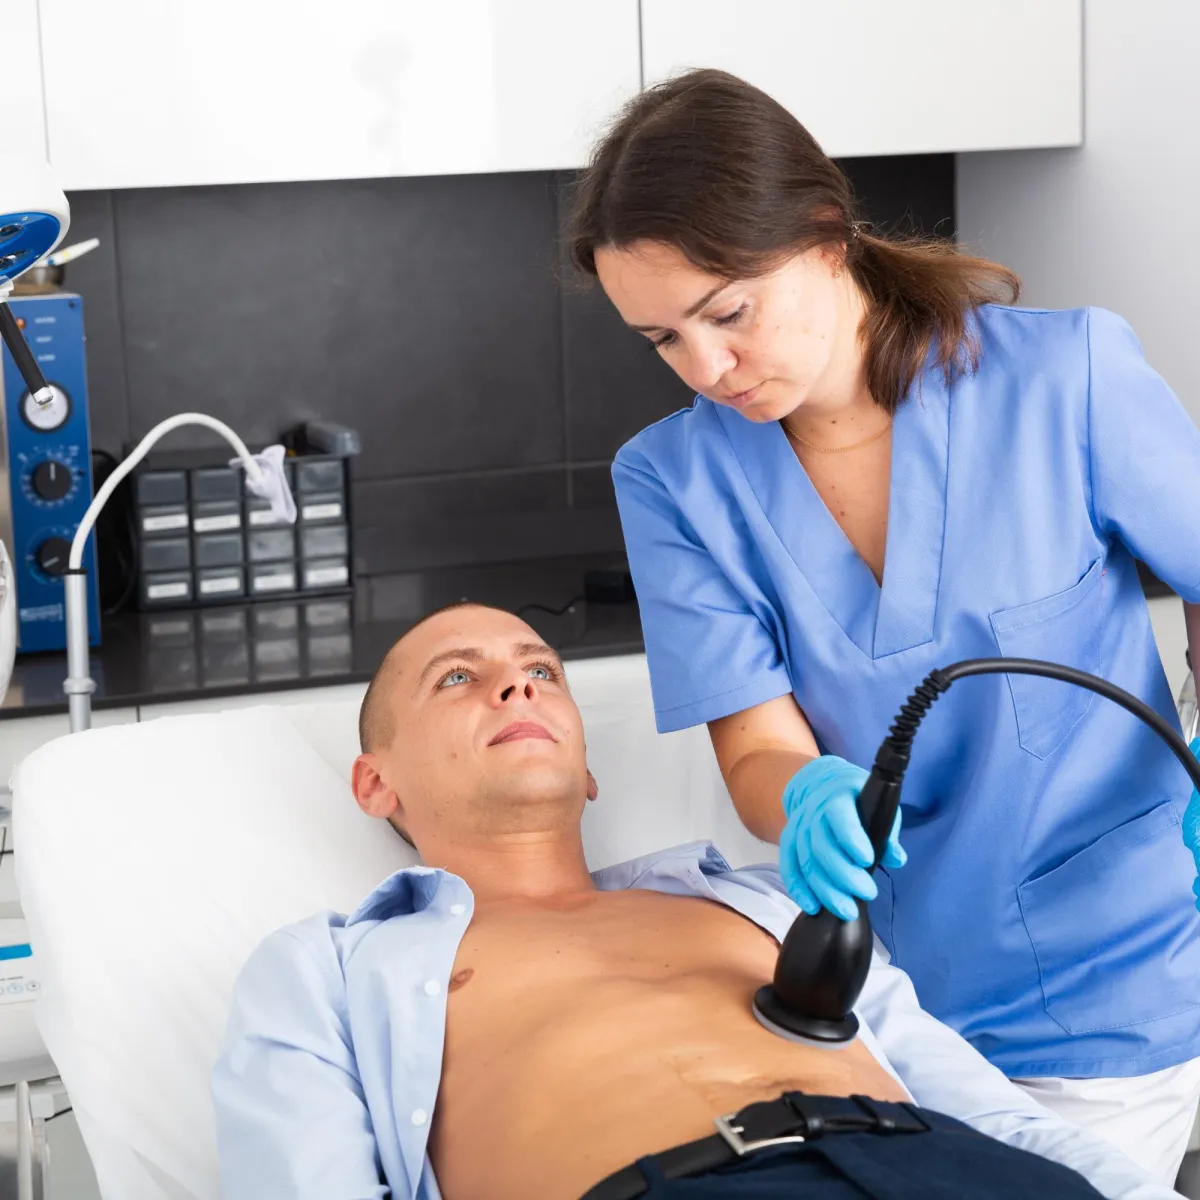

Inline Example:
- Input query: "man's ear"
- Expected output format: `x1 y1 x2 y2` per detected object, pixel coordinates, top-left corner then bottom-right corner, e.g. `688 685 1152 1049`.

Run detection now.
353 753 401 820
586 769 599 802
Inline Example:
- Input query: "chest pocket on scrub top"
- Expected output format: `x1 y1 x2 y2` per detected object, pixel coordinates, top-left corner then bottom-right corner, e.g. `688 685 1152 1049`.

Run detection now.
988 557 1106 760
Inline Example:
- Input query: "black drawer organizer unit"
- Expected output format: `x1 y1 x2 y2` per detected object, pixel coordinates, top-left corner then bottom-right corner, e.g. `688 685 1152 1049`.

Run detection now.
131 422 358 610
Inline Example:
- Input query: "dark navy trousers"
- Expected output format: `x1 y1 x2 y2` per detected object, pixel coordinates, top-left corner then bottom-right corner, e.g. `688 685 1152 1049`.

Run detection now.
631 1110 1105 1199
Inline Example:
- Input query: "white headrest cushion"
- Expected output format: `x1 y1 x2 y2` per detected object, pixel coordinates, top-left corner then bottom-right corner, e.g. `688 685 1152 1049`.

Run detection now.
13 707 414 1198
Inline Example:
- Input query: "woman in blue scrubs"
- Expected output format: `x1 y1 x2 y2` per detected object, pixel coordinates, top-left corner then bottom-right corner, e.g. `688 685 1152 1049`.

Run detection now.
567 69 1200 1183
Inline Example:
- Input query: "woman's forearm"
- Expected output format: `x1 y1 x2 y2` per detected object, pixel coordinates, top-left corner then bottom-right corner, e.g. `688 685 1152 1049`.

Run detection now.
725 747 819 843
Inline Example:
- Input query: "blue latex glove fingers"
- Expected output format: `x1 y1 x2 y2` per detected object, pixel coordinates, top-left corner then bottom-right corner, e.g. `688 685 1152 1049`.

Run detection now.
881 808 908 870
779 808 820 916
811 793 878 903
1185 737 1200 873
781 755 867 818
806 855 872 922
778 755 876 922
822 788 875 868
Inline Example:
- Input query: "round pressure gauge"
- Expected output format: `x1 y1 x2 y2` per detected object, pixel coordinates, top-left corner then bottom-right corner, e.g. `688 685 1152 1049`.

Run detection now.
20 385 71 433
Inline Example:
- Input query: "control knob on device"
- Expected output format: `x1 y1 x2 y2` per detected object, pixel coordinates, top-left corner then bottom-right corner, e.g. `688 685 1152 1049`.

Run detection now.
35 536 71 577
31 459 72 502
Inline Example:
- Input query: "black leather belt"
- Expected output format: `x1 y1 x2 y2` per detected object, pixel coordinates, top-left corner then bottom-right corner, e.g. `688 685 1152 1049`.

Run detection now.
580 1092 930 1200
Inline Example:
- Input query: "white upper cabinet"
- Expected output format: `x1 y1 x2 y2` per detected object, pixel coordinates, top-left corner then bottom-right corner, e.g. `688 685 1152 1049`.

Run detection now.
9 0 49 165
641 0 1082 157
38 1 641 190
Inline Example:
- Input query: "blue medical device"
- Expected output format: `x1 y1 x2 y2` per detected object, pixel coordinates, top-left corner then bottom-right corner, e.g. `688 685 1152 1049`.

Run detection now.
0 293 99 653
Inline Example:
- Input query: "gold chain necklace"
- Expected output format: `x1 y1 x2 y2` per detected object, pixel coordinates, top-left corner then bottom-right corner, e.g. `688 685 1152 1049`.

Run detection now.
782 417 892 454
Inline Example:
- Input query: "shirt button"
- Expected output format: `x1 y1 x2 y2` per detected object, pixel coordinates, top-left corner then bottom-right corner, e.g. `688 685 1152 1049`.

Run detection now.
450 904 465 916
411 1109 428 1126
424 979 441 996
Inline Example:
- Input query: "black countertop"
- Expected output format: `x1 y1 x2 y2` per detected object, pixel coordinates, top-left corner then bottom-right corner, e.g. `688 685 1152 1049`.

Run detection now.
0 554 644 719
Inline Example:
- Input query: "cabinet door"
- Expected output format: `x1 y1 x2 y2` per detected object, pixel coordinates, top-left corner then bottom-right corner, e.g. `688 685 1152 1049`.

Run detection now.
39 0 640 190
641 0 1081 157
8 0 48 164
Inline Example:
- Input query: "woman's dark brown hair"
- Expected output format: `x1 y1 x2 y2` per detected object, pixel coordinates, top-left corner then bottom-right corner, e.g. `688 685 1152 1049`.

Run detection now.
567 69 1020 412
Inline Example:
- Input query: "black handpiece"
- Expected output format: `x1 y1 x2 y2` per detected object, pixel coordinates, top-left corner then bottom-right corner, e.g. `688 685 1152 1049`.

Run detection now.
0 301 51 402
751 767 901 1046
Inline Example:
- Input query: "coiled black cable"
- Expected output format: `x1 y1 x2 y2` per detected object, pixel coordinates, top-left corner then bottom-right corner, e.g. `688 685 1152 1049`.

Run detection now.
878 657 1200 793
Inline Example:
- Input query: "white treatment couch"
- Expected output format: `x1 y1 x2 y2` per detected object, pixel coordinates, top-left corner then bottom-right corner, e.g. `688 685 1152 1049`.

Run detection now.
9 653 769 1200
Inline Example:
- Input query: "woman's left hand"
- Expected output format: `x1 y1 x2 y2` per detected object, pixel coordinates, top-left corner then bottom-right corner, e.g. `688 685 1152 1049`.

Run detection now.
1182 737 1200 912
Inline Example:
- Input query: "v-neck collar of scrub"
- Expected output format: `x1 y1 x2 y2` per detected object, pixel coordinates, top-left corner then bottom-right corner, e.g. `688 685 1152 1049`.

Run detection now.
713 366 951 660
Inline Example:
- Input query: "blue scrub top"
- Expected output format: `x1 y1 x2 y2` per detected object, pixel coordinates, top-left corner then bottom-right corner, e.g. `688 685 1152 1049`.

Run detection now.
613 304 1200 1079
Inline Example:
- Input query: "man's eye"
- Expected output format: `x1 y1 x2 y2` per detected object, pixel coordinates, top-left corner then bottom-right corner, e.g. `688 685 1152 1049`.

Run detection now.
528 663 558 681
439 670 471 689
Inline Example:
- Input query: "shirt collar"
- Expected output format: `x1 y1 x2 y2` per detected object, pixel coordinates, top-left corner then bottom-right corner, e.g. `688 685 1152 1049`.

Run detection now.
344 841 733 925
345 864 448 925
592 841 731 889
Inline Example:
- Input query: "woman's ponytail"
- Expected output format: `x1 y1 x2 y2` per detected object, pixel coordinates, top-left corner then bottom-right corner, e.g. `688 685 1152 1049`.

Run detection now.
850 231 1019 413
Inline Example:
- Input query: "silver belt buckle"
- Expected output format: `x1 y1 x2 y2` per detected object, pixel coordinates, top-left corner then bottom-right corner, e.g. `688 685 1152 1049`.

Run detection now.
714 1111 807 1157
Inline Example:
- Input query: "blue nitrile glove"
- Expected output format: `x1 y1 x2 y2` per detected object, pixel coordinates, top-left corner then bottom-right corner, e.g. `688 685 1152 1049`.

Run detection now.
1182 738 1200 914
780 755 907 922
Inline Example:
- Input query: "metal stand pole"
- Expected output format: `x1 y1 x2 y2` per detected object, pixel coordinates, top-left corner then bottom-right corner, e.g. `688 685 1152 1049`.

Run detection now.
15 1079 33 1200
63 571 93 734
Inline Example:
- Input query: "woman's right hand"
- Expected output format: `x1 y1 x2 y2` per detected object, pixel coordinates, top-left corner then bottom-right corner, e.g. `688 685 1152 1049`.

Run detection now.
779 755 906 921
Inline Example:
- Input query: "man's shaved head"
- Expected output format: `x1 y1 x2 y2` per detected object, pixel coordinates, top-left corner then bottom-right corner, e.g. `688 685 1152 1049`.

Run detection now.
358 602 495 754
351 602 591 864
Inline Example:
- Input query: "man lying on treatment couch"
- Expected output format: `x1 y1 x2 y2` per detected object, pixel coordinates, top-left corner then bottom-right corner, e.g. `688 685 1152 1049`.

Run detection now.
211 603 1182 1200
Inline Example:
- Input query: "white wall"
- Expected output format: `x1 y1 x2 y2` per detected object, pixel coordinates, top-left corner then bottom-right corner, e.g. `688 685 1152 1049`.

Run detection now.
956 0 1200 421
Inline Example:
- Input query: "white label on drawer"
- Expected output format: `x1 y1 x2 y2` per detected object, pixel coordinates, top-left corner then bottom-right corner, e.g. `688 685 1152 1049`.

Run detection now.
199 576 241 595
193 514 241 533
147 581 189 600
302 502 342 521
305 565 349 587
248 508 281 526
253 572 295 593
142 513 188 533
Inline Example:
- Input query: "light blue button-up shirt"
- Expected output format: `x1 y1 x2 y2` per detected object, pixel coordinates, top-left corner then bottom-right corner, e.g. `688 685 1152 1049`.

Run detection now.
212 842 1174 1199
